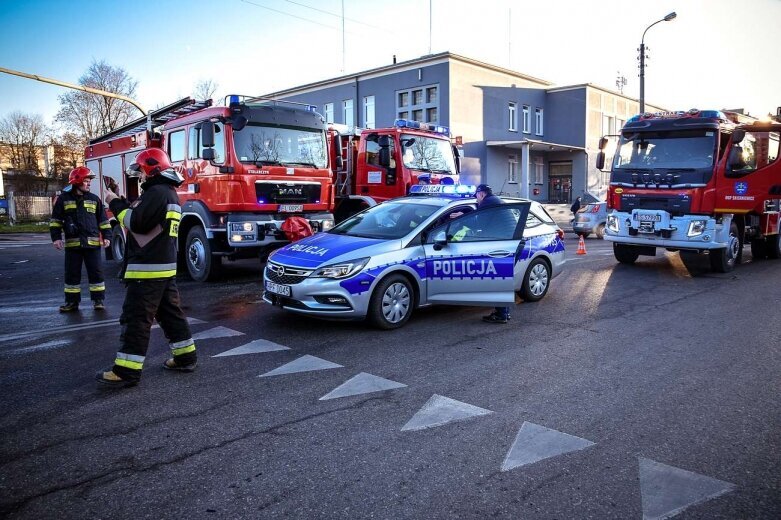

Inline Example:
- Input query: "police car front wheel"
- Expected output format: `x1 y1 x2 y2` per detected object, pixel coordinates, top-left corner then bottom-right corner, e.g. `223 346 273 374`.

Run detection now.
368 274 414 330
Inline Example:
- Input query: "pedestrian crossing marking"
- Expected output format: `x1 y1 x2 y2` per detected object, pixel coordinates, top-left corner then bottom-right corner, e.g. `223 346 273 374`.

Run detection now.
259 355 343 378
638 457 735 520
191 325 243 340
401 394 492 431
319 372 407 400
501 422 595 471
212 338 290 357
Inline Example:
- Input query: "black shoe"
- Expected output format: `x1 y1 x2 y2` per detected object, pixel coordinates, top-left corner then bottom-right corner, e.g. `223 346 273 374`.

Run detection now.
163 358 197 372
93 300 105 310
482 313 508 324
95 369 137 388
59 302 79 313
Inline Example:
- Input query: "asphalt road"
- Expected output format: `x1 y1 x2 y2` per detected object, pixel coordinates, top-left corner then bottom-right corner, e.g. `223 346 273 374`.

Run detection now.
0 233 779 519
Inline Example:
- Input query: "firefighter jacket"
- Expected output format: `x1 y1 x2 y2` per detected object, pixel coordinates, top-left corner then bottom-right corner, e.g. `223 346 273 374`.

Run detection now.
109 175 182 280
50 187 111 248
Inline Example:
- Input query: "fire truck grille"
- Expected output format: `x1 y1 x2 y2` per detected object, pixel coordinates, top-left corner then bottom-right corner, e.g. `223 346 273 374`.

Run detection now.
256 183 322 204
265 262 311 285
620 195 692 216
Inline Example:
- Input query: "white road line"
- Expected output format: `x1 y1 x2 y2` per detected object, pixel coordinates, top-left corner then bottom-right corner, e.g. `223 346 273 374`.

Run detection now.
0 316 205 343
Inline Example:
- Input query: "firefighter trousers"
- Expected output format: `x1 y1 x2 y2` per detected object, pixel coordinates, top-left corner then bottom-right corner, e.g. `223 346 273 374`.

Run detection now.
64 248 105 303
112 278 196 382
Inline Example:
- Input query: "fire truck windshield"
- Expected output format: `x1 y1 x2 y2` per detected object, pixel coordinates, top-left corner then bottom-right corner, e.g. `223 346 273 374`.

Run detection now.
233 123 327 169
401 134 457 175
611 129 717 185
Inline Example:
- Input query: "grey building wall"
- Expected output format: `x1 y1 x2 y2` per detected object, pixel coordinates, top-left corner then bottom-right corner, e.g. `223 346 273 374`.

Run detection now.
546 88 587 147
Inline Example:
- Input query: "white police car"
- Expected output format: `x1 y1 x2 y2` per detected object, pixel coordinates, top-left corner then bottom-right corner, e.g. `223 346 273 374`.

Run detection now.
263 185 565 329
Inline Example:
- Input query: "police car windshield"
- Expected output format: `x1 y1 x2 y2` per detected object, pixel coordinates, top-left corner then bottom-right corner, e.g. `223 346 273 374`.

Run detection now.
233 123 328 169
330 202 439 239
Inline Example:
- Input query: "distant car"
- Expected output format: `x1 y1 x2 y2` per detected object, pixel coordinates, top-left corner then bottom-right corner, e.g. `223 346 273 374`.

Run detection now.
573 201 607 238
263 185 566 329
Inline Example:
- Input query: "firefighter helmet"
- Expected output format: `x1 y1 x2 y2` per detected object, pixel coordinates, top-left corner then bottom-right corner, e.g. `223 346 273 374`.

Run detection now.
69 166 95 185
126 148 184 185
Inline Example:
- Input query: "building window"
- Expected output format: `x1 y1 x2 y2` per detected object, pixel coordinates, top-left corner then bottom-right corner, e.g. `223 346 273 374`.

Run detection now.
509 102 517 131
535 108 544 136
396 84 439 124
602 114 615 135
342 99 354 127
616 118 625 132
363 96 375 129
323 103 334 124
522 105 530 133
508 155 518 183
534 157 544 184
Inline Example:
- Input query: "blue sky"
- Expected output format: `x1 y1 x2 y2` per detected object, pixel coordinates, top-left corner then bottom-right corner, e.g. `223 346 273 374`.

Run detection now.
1 0 780 129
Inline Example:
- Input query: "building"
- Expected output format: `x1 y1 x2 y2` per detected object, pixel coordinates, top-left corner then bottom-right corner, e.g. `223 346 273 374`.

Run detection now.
264 51 665 203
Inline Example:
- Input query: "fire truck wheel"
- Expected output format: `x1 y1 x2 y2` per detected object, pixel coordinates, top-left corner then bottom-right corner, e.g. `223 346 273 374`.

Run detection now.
595 223 606 239
766 234 781 259
520 258 550 302
367 273 414 330
185 226 221 282
709 222 739 273
111 227 125 263
750 238 767 260
614 244 639 264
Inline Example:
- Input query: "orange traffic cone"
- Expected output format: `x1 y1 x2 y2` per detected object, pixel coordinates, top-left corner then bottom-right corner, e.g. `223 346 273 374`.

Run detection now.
576 235 587 255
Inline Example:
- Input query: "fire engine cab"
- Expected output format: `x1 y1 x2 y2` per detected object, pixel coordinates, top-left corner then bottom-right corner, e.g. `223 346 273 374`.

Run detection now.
597 108 781 272
86 96 334 281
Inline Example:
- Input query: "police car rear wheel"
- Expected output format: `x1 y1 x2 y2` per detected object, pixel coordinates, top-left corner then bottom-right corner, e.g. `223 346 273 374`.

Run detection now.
520 258 550 302
368 274 413 330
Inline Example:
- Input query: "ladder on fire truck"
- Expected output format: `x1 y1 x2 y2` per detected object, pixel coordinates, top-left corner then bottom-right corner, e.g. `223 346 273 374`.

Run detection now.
331 124 355 197
88 97 213 145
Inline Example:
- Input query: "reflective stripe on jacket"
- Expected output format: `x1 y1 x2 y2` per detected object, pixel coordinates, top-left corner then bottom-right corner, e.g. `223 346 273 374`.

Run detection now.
50 190 110 248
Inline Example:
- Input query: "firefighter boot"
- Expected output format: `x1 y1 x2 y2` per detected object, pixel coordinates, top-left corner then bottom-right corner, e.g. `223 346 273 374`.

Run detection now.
59 302 79 313
93 300 105 311
95 369 137 388
163 358 197 372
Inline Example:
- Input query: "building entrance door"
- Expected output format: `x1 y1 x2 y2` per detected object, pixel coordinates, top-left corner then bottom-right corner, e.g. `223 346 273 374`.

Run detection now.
548 162 573 203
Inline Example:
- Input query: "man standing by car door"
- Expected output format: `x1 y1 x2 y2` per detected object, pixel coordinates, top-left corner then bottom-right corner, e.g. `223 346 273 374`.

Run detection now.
475 184 511 324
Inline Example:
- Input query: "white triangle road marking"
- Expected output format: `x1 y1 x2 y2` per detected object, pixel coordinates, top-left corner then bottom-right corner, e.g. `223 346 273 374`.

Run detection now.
212 338 290 357
639 457 736 520
501 421 595 472
259 355 343 378
320 372 407 400
152 317 206 330
401 394 492 431
191 325 244 340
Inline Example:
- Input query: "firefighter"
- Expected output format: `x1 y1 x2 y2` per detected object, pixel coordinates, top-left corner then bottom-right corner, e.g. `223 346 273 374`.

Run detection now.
50 167 111 312
96 149 196 387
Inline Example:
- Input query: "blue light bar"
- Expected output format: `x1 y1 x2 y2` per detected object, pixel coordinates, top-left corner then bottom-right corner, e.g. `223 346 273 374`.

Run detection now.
409 184 476 197
393 118 450 136
229 95 240 106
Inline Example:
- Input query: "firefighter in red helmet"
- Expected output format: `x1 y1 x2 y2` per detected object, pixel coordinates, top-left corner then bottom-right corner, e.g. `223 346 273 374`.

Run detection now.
97 148 196 387
50 166 111 312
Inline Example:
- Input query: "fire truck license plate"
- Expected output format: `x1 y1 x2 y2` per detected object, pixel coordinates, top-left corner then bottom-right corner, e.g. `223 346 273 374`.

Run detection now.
265 281 291 297
635 213 661 222
279 204 303 213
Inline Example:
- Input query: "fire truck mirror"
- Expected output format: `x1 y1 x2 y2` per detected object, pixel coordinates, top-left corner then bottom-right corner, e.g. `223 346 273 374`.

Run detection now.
452 145 461 174
731 129 745 144
202 148 216 161
200 122 216 148
231 114 248 132
378 135 391 168
598 136 608 150
595 151 606 171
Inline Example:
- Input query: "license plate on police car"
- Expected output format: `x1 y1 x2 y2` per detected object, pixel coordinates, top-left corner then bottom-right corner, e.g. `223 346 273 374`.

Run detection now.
279 204 303 213
265 280 291 297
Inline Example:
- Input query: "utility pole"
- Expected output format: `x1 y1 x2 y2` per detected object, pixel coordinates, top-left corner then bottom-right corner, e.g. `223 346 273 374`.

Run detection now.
341 0 346 73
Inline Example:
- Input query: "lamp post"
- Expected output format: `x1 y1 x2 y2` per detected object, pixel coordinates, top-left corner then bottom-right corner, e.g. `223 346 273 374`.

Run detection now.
639 11 677 113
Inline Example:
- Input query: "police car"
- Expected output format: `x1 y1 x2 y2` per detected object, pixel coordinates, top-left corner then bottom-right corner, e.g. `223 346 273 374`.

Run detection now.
263 185 565 329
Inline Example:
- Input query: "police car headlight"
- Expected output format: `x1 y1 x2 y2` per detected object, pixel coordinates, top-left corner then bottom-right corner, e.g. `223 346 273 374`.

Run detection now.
310 257 370 279
687 219 707 237
606 215 620 232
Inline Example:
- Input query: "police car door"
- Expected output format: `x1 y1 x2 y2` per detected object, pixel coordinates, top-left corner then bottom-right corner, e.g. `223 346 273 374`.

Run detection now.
423 202 530 306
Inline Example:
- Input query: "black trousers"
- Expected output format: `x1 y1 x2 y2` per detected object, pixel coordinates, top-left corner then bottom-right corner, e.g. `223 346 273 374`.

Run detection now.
64 248 104 303
112 278 196 381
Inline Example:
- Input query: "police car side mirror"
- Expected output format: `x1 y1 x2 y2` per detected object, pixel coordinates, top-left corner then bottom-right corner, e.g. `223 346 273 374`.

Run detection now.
432 230 448 251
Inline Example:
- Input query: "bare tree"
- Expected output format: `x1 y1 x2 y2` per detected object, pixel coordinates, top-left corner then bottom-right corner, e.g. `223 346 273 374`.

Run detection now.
55 59 140 146
0 111 47 174
193 79 219 102
45 131 83 189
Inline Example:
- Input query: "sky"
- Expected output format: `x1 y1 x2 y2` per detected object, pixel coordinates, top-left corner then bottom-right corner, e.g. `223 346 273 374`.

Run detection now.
1 0 780 131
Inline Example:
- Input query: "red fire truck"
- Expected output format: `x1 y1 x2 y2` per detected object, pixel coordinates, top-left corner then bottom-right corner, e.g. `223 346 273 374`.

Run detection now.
86 96 335 281
596 108 781 272
327 119 461 222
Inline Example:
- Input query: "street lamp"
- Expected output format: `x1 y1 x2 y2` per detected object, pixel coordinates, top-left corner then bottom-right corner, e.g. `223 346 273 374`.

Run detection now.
639 11 677 113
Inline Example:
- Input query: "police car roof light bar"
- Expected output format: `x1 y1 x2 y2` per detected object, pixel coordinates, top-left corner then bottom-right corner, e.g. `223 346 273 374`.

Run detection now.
409 184 476 197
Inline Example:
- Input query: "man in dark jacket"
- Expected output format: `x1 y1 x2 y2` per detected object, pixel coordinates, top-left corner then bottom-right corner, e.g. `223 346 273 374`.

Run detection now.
50 167 111 312
96 149 196 387
475 184 511 324
570 196 582 220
